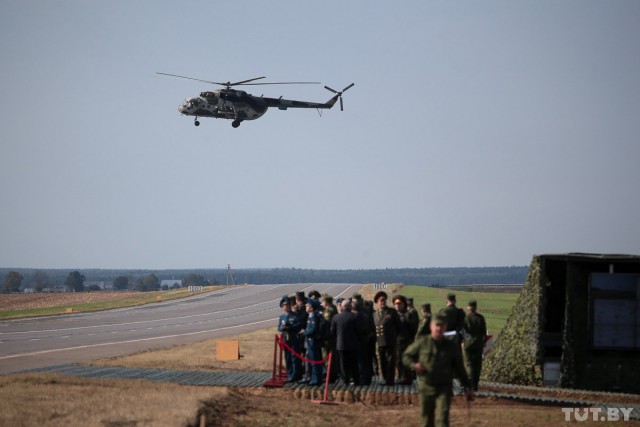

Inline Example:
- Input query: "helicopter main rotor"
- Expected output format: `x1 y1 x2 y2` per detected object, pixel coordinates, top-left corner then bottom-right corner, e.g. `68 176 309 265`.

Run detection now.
156 72 320 90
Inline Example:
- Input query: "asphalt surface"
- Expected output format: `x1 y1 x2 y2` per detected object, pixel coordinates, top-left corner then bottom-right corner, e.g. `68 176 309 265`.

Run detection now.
0 283 361 374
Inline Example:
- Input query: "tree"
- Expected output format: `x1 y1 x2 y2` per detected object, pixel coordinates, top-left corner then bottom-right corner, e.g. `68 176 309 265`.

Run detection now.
31 270 50 293
182 273 207 288
113 275 130 291
136 273 160 292
3 271 23 293
65 271 86 292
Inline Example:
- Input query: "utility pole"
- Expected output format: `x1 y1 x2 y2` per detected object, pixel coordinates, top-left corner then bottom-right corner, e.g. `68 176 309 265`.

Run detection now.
226 264 235 286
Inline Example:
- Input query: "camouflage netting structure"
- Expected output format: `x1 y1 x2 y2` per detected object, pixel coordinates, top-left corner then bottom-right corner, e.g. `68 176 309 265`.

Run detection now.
482 256 546 385
483 253 640 393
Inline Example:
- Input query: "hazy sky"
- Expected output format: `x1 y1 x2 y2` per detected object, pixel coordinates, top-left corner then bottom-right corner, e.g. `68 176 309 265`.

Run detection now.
1 1 639 270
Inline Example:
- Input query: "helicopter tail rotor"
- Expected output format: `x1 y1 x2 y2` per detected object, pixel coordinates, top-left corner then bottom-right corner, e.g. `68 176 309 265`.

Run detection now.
324 83 354 111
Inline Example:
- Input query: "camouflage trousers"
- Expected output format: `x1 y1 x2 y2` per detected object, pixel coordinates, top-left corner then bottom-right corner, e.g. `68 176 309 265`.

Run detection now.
419 386 452 427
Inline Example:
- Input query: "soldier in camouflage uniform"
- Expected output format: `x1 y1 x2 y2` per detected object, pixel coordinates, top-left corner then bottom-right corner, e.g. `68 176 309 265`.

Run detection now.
393 295 419 384
403 314 474 427
462 300 486 391
321 294 338 382
438 293 465 337
416 303 432 339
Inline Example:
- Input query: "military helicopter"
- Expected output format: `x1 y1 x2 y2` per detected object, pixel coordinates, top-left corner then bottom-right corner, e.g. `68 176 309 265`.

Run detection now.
157 72 354 128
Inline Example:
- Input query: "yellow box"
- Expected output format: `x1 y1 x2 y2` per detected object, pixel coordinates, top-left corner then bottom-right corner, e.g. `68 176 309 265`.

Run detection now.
216 340 239 361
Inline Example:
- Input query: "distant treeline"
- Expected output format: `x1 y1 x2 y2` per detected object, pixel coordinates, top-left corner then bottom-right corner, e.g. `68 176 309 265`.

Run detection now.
1 266 528 289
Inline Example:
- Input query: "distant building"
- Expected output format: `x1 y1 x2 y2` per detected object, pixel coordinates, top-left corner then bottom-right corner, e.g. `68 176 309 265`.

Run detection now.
483 253 640 393
84 281 114 290
161 280 182 288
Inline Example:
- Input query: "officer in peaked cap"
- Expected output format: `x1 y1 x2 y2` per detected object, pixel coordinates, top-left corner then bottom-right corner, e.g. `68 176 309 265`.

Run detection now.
308 290 322 300
278 294 302 382
373 290 400 385
374 291 388 303
279 295 290 307
303 298 323 385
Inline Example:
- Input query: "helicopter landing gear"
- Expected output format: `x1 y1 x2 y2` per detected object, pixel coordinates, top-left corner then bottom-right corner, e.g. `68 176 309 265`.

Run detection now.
194 118 200 126
231 119 241 128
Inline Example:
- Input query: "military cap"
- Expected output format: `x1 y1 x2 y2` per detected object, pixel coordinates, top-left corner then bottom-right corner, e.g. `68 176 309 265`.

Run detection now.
279 295 291 307
295 291 306 302
447 293 456 302
392 295 407 305
432 313 447 324
335 297 345 305
352 292 363 301
308 290 321 299
406 297 414 305
374 291 388 303
306 299 320 309
468 300 478 308
421 303 431 312
322 293 333 302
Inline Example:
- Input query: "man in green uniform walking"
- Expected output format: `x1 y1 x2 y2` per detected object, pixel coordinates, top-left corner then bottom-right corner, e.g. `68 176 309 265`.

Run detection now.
462 300 487 391
403 314 473 427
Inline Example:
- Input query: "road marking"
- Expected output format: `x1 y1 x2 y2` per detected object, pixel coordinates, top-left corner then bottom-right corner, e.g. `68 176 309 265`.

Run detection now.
0 284 330 335
0 318 278 360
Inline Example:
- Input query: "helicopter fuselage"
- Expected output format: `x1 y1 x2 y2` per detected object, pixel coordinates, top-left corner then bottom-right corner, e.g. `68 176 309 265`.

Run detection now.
179 89 269 122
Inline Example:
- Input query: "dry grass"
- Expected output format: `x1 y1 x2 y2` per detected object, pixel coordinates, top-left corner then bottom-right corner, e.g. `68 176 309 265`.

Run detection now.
92 327 279 372
0 373 224 427
0 287 224 319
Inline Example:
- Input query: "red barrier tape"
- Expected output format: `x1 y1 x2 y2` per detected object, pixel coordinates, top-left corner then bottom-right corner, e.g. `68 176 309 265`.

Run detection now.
277 335 330 365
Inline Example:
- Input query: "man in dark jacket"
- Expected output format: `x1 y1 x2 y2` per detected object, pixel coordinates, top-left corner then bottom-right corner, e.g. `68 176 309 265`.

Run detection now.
352 300 373 385
331 300 360 384
373 291 400 385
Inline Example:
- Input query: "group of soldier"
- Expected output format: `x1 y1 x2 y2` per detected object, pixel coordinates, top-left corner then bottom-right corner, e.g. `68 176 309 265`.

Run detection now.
277 289 487 424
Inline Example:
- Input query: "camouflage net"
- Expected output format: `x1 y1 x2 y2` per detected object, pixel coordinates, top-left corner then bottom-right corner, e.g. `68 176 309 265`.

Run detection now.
482 256 545 386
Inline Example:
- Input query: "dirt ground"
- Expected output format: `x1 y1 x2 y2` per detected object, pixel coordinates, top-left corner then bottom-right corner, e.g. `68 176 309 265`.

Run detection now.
3 374 636 427
4 286 639 426
0 373 220 427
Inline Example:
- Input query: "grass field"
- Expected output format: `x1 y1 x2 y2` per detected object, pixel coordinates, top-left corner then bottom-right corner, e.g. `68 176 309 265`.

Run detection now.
0 286 224 320
388 285 519 334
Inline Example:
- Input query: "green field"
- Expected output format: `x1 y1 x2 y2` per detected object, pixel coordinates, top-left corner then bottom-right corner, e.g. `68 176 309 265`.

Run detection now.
399 285 520 335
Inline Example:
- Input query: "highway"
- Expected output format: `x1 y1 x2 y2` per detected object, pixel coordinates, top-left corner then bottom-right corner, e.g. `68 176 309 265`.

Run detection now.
0 283 361 374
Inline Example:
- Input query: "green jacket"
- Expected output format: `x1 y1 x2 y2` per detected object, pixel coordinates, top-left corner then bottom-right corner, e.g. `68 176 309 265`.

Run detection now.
402 335 470 391
374 306 400 347
439 305 465 332
463 312 487 351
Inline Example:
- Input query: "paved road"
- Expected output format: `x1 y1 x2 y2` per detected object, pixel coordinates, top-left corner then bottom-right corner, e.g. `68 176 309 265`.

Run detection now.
0 283 361 374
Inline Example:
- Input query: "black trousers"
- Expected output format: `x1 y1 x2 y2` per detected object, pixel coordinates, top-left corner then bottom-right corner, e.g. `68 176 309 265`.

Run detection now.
377 344 397 385
338 349 360 385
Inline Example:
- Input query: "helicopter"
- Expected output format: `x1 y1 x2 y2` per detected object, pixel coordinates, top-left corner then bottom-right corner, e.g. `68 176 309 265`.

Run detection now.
157 72 354 128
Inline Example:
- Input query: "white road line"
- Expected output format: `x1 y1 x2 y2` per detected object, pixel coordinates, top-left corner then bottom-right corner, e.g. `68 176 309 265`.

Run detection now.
0 318 278 360
0 284 317 336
